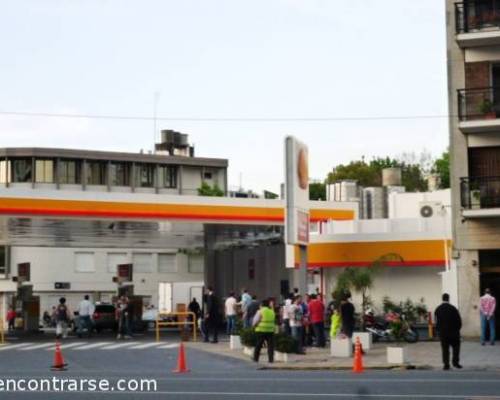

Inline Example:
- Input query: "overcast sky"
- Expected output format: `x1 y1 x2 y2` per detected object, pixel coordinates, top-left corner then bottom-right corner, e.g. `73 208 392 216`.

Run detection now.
0 0 448 194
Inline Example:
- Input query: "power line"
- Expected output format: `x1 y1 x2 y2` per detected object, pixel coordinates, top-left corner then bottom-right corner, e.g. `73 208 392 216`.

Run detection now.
0 110 452 122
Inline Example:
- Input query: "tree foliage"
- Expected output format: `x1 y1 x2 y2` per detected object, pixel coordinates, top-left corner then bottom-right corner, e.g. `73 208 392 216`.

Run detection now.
198 182 224 197
327 155 428 192
334 253 404 314
432 151 450 189
309 182 326 200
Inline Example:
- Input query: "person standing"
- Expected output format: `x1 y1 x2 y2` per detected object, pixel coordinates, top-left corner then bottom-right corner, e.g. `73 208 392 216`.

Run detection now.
435 293 463 370
224 292 237 336
281 296 292 335
77 295 94 338
6 307 16 331
240 289 252 328
252 299 275 363
204 287 220 343
188 298 201 320
340 292 355 339
55 297 71 340
246 295 259 326
289 295 305 354
308 294 326 347
480 288 496 346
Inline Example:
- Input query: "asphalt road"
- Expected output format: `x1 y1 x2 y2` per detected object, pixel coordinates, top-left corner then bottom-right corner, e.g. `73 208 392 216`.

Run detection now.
0 340 500 400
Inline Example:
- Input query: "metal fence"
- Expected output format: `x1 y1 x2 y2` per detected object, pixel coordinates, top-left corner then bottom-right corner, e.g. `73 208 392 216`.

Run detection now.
457 87 500 121
460 176 500 209
455 1 500 33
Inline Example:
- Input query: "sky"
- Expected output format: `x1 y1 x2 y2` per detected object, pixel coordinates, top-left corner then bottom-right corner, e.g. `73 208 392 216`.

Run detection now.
0 0 449 194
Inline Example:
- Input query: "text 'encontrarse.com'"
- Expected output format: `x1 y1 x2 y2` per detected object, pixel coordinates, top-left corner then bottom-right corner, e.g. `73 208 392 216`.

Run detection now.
0 378 158 392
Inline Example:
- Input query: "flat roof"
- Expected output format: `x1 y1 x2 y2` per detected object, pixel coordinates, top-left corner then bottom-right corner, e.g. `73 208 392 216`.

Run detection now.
0 147 228 168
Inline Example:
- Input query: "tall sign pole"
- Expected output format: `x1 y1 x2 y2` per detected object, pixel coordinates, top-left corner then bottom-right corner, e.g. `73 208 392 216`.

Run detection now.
284 136 310 296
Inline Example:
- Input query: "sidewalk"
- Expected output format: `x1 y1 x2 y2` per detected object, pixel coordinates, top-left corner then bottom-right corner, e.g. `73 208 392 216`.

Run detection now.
186 339 500 371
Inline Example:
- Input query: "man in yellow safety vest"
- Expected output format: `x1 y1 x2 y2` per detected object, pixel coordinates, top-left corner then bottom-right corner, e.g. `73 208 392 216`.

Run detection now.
252 298 276 363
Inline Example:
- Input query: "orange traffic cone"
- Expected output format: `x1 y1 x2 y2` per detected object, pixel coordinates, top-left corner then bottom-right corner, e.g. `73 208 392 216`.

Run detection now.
51 341 68 371
352 337 364 374
172 343 189 373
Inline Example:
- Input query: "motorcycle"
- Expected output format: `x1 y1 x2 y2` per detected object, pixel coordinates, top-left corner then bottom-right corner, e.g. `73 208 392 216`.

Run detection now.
363 310 419 343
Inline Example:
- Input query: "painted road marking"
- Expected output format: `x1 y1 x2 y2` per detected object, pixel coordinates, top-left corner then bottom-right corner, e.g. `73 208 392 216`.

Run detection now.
73 342 113 350
0 342 34 351
100 342 141 350
19 343 55 351
157 343 179 349
129 342 165 349
46 342 90 351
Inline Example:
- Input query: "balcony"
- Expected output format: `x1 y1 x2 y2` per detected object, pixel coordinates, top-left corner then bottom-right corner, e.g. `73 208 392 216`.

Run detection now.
455 1 500 47
460 176 500 218
457 87 500 133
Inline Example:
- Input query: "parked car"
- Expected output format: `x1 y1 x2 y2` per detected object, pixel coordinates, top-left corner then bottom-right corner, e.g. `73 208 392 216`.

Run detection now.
92 303 117 333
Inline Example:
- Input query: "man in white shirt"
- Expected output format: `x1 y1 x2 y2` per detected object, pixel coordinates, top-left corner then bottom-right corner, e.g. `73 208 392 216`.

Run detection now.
77 295 94 338
225 292 237 336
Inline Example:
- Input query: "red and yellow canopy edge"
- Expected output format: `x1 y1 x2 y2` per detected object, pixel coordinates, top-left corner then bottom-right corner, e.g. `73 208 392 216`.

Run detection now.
296 240 451 268
0 197 354 223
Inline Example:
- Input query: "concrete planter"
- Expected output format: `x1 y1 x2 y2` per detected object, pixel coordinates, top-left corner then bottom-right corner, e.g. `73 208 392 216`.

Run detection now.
353 332 372 351
230 335 242 350
387 347 407 364
274 351 289 363
243 346 254 357
330 338 352 358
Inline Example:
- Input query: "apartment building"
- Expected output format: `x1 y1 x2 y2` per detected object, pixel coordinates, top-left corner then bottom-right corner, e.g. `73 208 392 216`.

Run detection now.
0 130 227 328
446 0 500 336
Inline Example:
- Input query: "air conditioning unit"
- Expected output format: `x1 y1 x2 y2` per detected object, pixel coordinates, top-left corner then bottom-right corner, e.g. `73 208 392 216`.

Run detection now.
419 201 444 218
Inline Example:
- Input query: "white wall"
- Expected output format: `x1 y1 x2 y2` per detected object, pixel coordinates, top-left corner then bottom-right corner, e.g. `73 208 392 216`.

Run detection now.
9 247 204 314
324 266 444 314
388 189 451 219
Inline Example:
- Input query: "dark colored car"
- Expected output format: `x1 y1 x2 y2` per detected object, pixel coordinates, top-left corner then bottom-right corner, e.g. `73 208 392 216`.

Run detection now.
92 304 117 333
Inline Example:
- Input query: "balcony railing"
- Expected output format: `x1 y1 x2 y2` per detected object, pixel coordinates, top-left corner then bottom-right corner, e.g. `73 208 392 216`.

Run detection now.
457 87 500 121
455 1 500 33
461 176 500 209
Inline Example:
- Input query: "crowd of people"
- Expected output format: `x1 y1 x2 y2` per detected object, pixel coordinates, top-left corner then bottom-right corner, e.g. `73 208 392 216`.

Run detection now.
196 286 357 362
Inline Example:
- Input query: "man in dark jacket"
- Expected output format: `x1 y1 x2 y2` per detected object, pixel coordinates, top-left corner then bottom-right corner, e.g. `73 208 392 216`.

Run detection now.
434 293 462 370
340 292 355 338
204 287 220 343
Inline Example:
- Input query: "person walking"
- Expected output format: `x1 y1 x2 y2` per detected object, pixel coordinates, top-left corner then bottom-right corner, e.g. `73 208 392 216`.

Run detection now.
116 296 132 340
224 292 237 336
252 299 276 363
340 292 355 339
6 307 16 331
435 293 463 370
480 288 496 346
308 294 326 347
204 287 220 343
55 297 71 340
289 295 305 354
77 295 94 338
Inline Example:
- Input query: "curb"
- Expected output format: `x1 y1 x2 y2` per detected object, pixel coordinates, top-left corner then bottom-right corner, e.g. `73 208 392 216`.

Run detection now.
257 364 433 371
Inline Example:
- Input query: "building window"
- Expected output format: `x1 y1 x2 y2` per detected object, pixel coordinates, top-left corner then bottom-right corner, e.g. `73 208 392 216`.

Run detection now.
11 158 32 183
59 160 82 184
158 253 177 273
203 171 213 180
135 164 155 188
132 253 153 273
75 252 95 273
107 252 128 273
159 165 177 188
0 246 6 275
35 159 55 183
188 255 203 273
85 161 107 185
110 162 131 186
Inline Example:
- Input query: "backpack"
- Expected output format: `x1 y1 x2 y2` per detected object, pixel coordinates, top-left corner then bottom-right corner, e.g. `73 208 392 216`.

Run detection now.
57 305 68 322
293 305 303 322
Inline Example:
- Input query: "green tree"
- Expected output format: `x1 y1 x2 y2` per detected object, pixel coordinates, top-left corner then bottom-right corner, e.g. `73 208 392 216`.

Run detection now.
432 151 450 189
334 253 404 315
309 182 326 200
198 182 224 197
